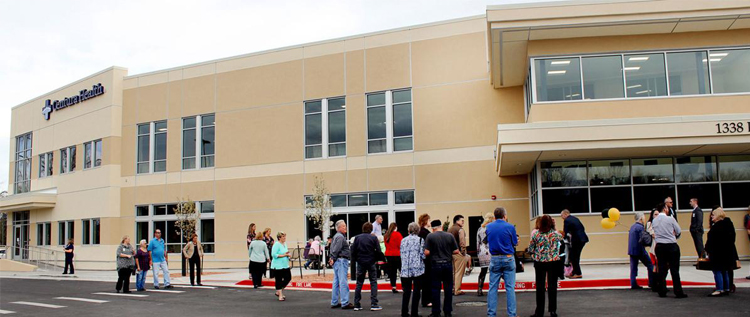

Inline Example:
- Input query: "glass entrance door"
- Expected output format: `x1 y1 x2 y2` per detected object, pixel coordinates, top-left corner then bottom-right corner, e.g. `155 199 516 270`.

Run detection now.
12 211 30 260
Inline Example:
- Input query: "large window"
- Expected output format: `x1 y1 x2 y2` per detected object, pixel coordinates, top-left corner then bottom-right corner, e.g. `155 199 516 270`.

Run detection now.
305 97 346 159
84 139 103 169
533 155 750 216
135 201 215 253
531 47 750 103
137 121 167 174
82 218 100 245
36 222 51 246
38 152 53 178
14 132 32 194
58 221 74 245
367 89 413 154
304 190 415 240
183 114 215 169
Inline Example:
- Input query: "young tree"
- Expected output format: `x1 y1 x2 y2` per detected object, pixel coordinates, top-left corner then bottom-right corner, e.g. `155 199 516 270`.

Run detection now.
304 176 336 265
174 198 199 276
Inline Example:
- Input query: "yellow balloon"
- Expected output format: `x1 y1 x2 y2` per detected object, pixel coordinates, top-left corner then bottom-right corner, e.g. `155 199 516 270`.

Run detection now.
608 208 621 222
601 218 616 229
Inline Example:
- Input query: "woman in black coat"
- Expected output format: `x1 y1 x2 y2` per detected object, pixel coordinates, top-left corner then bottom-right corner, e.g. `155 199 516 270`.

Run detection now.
705 208 739 297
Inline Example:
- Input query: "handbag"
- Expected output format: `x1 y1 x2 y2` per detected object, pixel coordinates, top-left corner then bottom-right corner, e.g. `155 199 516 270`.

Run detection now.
564 264 573 277
639 230 652 247
696 258 712 271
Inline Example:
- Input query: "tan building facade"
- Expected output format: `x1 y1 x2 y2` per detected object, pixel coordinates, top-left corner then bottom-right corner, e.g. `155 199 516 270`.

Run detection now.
3 0 750 269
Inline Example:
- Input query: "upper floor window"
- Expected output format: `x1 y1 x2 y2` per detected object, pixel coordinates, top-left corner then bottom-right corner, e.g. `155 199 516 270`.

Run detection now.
305 97 346 159
84 139 103 169
38 152 53 178
137 121 167 174
182 114 215 169
367 89 413 154
531 47 750 103
59 145 76 174
14 132 32 194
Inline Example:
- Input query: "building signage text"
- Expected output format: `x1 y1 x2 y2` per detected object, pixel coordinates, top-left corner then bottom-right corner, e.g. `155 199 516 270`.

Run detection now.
42 83 105 120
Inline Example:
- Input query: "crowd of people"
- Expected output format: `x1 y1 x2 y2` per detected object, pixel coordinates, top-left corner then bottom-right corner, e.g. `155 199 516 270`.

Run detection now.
54 198 750 315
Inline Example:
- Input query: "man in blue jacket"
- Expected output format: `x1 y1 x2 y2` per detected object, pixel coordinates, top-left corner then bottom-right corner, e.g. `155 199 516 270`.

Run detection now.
628 212 654 290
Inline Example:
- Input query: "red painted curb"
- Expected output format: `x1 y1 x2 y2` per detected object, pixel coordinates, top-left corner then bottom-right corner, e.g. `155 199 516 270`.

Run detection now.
236 278 714 290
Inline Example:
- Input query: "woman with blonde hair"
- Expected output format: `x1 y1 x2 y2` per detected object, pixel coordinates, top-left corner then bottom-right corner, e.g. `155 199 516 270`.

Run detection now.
115 235 136 293
705 207 740 296
476 212 494 296
271 231 291 301
249 232 270 288
263 227 275 278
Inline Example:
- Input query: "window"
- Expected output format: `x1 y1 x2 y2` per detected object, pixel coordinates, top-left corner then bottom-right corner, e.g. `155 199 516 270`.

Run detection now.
61 145 77 173
710 48 750 94
534 58 582 102
58 221 74 245
135 201 215 253
582 56 624 100
137 121 167 174
182 114 214 169
36 222 51 246
82 218 100 245
38 152 53 178
667 51 709 96
14 132 32 194
367 89 413 154
305 98 346 159
534 155 750 216
201 219 215 253
532 47 750 104
84 139 103 169
624 53 667 98
304 190 415 240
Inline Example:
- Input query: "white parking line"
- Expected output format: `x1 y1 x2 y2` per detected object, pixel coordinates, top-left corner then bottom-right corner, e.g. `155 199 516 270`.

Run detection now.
10 302 66 309
146 289 185 294
0 309 16 314
54 297 109 304
92 292 148 298
172 285 217 289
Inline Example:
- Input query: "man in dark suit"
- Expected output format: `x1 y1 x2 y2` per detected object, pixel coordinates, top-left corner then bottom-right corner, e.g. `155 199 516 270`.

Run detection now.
689 198 704 258
665 197 678 223
561 209 588 279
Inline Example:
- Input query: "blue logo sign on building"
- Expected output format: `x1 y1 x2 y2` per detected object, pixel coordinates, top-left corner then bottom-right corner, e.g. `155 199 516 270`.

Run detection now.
42 83 105 120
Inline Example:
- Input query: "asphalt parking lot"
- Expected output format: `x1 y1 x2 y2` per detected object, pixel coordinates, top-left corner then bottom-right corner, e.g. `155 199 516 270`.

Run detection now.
0 278 749 316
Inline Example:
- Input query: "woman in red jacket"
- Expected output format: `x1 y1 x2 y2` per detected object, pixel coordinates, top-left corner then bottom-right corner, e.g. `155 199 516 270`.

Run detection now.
384 222 403 293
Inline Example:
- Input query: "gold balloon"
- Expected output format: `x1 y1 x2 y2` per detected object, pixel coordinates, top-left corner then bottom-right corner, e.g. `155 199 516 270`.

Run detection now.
608 208 621 222
601 218 616 229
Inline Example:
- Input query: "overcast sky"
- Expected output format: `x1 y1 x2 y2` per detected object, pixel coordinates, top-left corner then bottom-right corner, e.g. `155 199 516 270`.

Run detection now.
0 0 559 192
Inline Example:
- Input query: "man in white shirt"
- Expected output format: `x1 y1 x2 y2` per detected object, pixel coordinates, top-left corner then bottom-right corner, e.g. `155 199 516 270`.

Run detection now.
372 215 384 237
652 203 687 299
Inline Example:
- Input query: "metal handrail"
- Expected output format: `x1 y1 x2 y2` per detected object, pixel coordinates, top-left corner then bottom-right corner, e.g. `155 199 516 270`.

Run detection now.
8 244 63 271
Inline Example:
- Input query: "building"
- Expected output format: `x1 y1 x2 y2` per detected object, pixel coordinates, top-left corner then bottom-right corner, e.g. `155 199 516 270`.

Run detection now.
2 0 750 269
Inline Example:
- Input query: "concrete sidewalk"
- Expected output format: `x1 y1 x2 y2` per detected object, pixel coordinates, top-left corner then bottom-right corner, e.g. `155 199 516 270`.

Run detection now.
3 260 750 290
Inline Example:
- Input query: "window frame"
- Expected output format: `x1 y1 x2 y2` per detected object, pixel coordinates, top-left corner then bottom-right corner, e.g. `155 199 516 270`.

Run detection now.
530 46 750 105
134 201 216 254
84 139 103 169
58 220 74 245
38 152 53 178
304 97 347 160
36 222 51 246
13 132 33 194
59 145 76 174
366 89 414 155
81 218 101 245
533 154 750 218
182 114 215 170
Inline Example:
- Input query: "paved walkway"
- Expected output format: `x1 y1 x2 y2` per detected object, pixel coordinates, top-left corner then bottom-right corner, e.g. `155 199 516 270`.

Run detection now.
3 260 750 290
